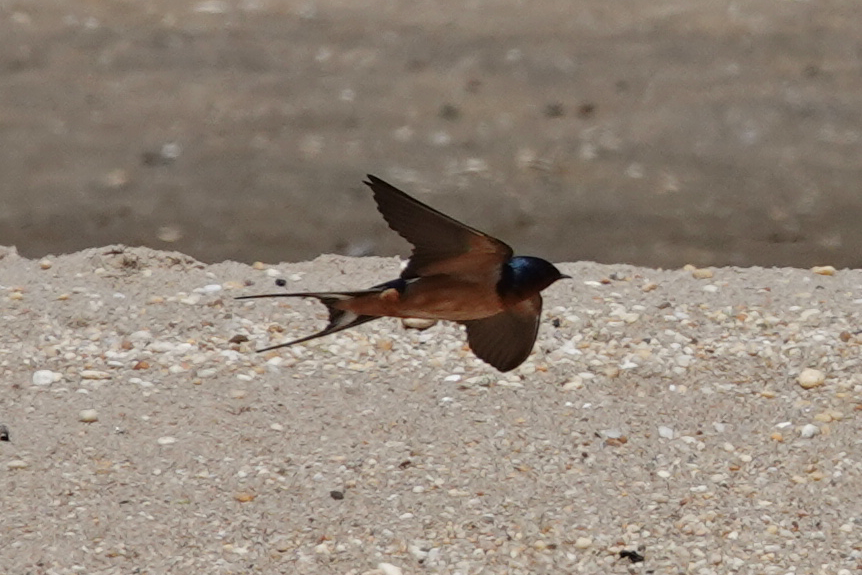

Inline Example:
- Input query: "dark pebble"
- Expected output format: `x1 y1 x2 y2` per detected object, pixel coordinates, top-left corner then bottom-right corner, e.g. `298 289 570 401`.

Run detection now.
620 549 645 563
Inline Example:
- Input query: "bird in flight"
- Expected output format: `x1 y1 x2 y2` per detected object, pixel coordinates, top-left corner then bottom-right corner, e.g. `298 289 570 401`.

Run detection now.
238 175 569 371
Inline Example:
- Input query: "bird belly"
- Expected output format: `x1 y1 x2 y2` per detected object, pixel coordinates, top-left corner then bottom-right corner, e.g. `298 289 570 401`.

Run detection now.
340 277 504 321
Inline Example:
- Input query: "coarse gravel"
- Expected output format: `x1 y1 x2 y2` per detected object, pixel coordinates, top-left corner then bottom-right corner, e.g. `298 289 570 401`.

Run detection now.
2 245 862 574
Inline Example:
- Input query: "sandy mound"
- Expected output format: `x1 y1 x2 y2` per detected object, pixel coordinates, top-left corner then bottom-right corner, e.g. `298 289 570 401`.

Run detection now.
2 245 859 573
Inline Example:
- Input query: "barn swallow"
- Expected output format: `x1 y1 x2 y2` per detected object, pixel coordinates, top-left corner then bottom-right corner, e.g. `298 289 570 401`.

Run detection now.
238 175 569 371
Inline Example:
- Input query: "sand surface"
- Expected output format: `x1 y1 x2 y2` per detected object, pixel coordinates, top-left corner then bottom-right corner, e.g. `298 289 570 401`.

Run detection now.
2 245 862 574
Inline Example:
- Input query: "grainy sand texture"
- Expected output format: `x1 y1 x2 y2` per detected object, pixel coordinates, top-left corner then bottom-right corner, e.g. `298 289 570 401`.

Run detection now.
2 245 862 574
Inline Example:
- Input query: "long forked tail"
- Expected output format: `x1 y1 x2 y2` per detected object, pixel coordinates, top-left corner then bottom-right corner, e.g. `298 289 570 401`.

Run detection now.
236 291 379 351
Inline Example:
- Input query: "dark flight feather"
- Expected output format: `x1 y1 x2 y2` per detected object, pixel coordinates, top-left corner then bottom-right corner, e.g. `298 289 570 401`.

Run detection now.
364 175 513 279
460 294 543 371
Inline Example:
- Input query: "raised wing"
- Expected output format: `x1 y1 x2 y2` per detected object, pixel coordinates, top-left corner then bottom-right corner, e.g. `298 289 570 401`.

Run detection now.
460 294 542 372
364 175 513 280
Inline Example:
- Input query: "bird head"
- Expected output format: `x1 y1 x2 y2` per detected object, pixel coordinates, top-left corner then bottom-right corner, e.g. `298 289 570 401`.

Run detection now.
503 256 570 299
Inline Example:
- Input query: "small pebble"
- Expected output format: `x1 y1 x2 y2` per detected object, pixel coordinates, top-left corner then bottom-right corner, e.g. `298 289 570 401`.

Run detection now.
408 544 429 561
799 424 820 438
377 563 403 575
39 259 53 269
658 426 675 439
690 267 714 279
78 409 99 423
574 537 593 549
7 459 28 470
234 492 256 503
797 368 825 389
272 537 292 552
811 265 836 276
32 370 59 386
81 370 111 380
157 436 178 445
402 317 437 330
562 377 584 391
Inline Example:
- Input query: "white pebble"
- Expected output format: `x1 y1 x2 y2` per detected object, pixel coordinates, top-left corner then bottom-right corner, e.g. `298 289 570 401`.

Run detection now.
562 377 584 391
150 341 178 353
202 284 222 293
79 409 99 423
658 426 675 439
7 459 28 470
402 317 436 330
378 563 403 575
799 308 821 321
32 370 59 386
129 330 152 342
80 370 110 380
799 424 820 438
574 537 592 549
797 368 825 389
157 436 178 445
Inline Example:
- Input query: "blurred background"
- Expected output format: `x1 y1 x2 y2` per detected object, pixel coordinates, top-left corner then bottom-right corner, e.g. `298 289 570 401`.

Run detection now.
2 0 861 269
